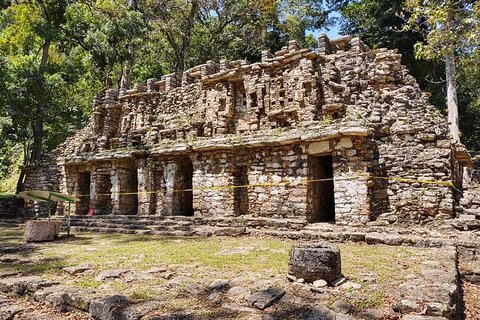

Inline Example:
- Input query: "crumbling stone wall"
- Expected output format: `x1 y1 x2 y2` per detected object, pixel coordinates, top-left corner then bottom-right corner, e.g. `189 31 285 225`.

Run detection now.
0 196 25 218
24 35 471 225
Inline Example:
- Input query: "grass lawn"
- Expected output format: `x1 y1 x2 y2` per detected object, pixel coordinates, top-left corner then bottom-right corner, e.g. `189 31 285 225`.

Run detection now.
0 226 428 317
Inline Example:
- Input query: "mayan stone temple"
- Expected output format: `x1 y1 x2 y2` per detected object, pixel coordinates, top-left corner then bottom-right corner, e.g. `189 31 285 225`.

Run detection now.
24 35 472 225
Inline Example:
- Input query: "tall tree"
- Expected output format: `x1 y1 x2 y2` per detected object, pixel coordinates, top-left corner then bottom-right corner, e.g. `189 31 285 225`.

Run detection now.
404 0 479 143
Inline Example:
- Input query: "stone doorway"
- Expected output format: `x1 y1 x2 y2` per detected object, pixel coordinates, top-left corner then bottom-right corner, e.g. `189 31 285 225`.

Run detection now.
233 166 249 216
172 159 194 216
76 172 91 215
307 155 335 222
95 174 112 215
119 166 138 215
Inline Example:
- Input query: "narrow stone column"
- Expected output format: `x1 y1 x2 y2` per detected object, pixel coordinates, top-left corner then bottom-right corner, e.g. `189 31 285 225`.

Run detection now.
112 160 138 215
110 164 121 215
162 162 177 216
137 157 154 215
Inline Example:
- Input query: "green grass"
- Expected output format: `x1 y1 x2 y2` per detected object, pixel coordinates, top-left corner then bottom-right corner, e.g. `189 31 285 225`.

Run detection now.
339 243 419 284
0 226 427 312
40 235 291 274
0 193 17 199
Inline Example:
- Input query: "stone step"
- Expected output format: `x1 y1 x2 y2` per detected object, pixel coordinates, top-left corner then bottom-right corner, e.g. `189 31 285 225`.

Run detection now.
53 215 308 231
463 208 480 216
63 225 247 237
65 221 151 230
451 219 480 231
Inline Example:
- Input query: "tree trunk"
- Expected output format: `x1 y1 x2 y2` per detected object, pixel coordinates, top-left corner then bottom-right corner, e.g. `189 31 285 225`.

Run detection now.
16 167 25 193
445 54 460 143
31 104 44 161
30 0 50 163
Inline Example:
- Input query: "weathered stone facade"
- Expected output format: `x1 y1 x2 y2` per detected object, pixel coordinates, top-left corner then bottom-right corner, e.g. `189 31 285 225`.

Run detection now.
24 35 471 225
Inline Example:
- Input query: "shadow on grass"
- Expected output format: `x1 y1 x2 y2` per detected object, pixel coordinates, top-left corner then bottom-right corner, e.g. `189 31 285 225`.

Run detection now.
267 305 331 320
148 308 239 320
0 255 67 276
0 225 78 277
113 235 200 244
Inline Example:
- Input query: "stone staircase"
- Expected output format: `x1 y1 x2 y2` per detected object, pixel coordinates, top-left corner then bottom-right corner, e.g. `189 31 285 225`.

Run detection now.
52 215 309 237
452 185 480 230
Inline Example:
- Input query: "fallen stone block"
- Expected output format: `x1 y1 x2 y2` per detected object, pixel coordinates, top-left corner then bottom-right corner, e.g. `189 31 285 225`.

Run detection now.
309 304 336 320
63 264 93 275
288 242 341 283
95 269 129 281
119 300 161 320
0 303 23 320
226 286 251 303
24 220 60 242
89 294 130 320
0 276 43 296
247 287 285 310
331 300 354 315
208 279 229 291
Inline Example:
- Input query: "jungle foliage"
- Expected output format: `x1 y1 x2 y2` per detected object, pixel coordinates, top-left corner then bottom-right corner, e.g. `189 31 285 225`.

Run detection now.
0 0 479 192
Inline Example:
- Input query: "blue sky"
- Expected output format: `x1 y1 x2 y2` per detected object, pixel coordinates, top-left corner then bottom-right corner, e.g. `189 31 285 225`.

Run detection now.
311 11 342 39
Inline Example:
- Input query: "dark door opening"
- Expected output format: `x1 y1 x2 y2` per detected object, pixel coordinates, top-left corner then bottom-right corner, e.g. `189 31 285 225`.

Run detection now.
307 155 335 222
233 166 249 216
173 159 194 216
76 172 91 215
123 167 138 215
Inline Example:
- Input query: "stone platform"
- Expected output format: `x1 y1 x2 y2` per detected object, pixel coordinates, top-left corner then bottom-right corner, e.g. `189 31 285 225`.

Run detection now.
40 215 479 250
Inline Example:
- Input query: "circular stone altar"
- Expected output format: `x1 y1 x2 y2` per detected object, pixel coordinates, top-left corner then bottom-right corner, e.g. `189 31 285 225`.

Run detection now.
288 242 341 283
24 220 60 242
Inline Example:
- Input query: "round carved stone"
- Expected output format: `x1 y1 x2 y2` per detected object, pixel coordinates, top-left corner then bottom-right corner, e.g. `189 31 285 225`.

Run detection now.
288 242 341 283
24 220 60 242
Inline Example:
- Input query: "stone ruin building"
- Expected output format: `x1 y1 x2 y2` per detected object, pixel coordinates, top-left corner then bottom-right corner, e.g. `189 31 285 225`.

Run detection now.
23 35 473 225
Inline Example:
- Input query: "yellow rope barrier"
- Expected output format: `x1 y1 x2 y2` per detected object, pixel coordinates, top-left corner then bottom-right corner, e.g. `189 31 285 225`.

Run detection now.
73 175 454 198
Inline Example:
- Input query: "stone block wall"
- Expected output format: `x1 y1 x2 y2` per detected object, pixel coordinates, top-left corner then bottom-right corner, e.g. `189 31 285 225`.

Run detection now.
23 152 63 217
0 196 25 219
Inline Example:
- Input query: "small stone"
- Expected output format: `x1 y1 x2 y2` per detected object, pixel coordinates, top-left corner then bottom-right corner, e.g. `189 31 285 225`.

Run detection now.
0 304 23 320
119 300 160 320
89 295 130 320
226 286 251 303
145 267 167 274
287 274 296 282
330 276 347 287
207 291 223 303
335 314 355 320
183 284 204 295
221 302 257 313
341 281 361 290
63 264 93 275
254 280 273 290
425 302 450 317
166 276 191 288
312 280 328 288
393 299 420 313
162 272 175 280
247 287 285 310
402 316 449 320
330 300 353 314
309 304 336 320
95 269 128 281
356 308 384 319
208 279 229 290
